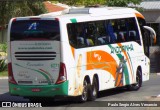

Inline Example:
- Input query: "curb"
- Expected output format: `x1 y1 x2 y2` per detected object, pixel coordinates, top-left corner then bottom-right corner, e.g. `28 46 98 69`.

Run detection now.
0 77 8 79
151 94 160 98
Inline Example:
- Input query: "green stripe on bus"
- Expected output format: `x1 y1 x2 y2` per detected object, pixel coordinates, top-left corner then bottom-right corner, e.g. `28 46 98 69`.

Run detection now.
117 54 130 85
9 81 69 97
108 44 112 49
108 44 130 85
70 19 77 23
127 52 134 78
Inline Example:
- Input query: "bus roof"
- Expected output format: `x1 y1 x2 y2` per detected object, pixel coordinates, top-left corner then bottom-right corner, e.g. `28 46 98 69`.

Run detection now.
39 7 142 18
12 7 144 21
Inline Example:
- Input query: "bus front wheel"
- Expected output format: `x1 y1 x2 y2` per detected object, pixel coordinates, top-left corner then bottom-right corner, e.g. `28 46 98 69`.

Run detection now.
127 69 142 91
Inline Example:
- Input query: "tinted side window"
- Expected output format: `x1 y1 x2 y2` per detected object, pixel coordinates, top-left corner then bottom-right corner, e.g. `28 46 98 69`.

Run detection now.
96 21 111 45
67 18 141 48
67 23 86 48
109 18 141 44
127 18 141 44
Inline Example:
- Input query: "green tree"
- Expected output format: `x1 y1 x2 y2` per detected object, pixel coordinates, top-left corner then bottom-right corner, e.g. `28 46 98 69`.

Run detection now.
55 0 142 7
0 59 7 72
0 0 47 28
0 43 7 53
107 0 142 7
56 0 107 6
0 43 7 72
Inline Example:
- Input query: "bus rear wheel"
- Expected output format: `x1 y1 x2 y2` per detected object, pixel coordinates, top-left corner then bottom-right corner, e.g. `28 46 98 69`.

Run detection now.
78 79 89 102
88 77 98 101
127 69 142 91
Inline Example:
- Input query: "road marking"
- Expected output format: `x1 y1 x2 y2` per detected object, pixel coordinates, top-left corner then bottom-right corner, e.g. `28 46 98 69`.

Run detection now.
157 73 160 75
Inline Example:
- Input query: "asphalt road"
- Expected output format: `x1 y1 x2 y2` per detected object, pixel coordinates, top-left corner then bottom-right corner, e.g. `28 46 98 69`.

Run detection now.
0 74 160 110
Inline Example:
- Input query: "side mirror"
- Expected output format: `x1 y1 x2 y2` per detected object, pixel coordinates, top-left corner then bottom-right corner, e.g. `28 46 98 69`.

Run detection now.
143 26 156 44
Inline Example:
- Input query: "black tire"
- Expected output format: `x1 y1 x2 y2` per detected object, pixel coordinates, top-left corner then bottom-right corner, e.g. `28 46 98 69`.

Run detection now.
88 77 98 101
77 79 89 102
127 70 142 91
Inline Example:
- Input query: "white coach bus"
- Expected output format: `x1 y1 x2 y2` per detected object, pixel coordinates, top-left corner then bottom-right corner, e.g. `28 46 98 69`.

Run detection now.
7 7 156 102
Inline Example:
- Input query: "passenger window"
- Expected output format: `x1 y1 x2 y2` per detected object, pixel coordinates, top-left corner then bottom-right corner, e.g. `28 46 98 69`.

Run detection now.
96 21 110 45
67 17 141 49
109 18 141 44
127 18 141 44
85 22 97 46
113 19 127 43
67 22 90 48
67 24 77 48
76 23 86 47
105 20 117 43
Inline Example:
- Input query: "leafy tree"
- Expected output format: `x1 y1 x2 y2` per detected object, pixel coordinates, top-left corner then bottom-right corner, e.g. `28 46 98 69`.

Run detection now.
0 43 7 72
55 0 142 7
107 0 142 7
0 43 7 53
56 0 107 6
0 0 47 28
0 59 7 72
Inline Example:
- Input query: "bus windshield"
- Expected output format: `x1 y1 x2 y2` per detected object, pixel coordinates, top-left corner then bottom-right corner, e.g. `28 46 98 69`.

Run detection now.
11 20 60 41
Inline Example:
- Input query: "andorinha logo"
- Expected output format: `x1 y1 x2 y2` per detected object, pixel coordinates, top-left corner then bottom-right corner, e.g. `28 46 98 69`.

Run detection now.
111 44 134 54
28 22 37 30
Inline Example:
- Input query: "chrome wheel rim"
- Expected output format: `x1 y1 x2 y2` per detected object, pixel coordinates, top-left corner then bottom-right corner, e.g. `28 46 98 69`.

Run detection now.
93 85 97 96
82 80 88 101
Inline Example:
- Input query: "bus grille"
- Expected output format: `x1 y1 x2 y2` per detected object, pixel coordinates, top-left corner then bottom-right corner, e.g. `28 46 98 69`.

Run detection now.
15 52 56 61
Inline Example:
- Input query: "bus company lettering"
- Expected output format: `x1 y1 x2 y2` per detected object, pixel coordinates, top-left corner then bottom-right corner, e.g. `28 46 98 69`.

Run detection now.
27 62 44 67
111 44 134 54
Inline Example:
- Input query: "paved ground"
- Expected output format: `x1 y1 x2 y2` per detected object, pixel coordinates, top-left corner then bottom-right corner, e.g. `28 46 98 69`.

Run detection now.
0 73 160 110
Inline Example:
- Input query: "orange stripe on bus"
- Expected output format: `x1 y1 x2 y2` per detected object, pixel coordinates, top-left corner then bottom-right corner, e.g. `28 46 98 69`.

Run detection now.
135 13 145 19
70 46 75 58
115 73 123 87
86 50 117 79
